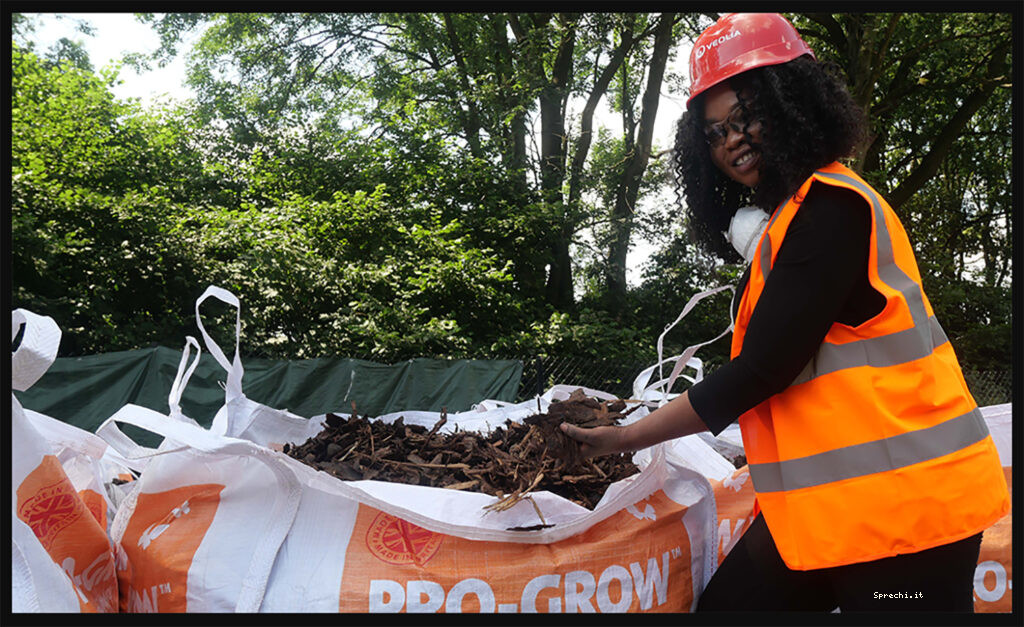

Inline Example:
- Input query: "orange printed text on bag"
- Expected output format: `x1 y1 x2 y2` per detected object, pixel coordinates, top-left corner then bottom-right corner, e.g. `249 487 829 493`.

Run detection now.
731 161 1010 570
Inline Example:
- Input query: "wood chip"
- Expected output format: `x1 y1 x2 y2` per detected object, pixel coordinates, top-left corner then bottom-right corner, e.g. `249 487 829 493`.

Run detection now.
285 390 642 510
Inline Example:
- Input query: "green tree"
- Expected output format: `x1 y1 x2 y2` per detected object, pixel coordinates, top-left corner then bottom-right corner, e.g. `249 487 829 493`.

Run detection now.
11 44 215 354
138 12 699 315
11 40 530 361
11 12 1011 379
793 13 1011 207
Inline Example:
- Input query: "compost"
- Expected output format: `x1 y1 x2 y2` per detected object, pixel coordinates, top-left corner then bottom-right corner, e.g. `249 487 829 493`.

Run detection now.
284 388 642 515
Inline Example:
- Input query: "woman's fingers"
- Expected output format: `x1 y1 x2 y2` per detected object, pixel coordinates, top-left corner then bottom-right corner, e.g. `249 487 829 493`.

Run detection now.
560 422 619 458
560 422 593 446
560 422 582 440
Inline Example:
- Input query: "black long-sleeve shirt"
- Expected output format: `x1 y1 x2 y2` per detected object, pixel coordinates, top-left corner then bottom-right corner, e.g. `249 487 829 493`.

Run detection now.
688 181 887 436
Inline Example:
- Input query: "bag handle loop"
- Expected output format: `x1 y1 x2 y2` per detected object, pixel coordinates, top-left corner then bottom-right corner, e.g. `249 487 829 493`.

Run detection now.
168 336 202 422
194 286 245 406
11 309 62 392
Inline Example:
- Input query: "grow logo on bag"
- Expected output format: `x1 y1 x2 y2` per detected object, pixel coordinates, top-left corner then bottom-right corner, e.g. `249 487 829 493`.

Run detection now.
343 491 695 613
366 512 444 566
723 469 749 492
710 466 756 566
119 485 224 612
626 501 657 521
78 489 109 530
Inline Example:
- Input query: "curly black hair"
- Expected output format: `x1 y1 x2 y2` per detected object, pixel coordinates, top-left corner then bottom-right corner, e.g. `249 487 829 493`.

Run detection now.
672 55 866 262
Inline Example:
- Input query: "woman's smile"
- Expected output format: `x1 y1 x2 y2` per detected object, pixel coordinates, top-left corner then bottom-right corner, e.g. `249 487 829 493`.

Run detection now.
703 82 762 187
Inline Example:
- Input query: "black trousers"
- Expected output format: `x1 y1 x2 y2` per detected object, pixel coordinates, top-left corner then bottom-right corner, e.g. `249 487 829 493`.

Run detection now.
697 512 983 612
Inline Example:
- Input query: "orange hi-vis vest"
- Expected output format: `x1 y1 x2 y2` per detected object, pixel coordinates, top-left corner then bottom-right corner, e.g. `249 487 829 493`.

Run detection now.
731 161 1009 571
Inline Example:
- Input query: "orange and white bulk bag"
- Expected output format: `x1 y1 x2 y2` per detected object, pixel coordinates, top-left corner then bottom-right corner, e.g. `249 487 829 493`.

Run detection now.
12 309 119 613
708 464 755 566
98 393 724 613
20 407 138 536
94 285 734 613
101 404 303 613
94 333 302 613
973 403 1012 613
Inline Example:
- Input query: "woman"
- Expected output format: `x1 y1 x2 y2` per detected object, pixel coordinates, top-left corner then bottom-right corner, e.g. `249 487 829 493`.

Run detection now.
560 13 1009 612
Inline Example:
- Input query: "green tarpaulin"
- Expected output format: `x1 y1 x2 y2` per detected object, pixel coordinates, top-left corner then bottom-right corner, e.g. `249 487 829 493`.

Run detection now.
14 346 523 448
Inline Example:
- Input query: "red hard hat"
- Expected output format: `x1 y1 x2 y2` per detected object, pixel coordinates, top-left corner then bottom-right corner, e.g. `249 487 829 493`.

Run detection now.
687 13 815 107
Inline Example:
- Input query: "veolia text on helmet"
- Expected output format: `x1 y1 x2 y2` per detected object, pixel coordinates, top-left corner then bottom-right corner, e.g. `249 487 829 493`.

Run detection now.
687 13 815 107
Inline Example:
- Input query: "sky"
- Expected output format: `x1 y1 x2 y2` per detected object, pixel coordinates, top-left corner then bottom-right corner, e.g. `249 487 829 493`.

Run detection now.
22 12 693 286
24 13 197 105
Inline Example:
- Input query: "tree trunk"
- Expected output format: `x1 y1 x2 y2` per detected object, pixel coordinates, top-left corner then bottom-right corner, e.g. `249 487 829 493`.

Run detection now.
489 14 543 298
534 13 580 311
442 14 484 159
488 15 530 193
566 18 637 214
800 13 1008 208
604 13 675 313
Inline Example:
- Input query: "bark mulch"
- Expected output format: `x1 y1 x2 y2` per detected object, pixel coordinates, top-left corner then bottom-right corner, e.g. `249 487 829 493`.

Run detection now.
284 388 643 525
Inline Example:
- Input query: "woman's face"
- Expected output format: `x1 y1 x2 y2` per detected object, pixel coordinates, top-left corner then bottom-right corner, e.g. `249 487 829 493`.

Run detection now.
702 82 762 188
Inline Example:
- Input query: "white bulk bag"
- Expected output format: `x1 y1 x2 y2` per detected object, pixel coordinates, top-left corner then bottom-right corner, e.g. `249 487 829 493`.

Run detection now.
21 408 138 534
100 404 720 613
95 287 732 612
11 309 119 613
973 403 1012 613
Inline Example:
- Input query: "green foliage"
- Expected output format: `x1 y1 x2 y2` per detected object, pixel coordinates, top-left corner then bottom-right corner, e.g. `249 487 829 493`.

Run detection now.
132 12 699 312
490 307 656 365
789 12 1012 372
12 45 206 354
168 186 524 360
11 42 530 361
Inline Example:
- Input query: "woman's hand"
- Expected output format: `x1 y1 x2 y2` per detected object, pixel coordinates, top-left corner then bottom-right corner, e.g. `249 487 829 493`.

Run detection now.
560 422 630 458
561 391 710 459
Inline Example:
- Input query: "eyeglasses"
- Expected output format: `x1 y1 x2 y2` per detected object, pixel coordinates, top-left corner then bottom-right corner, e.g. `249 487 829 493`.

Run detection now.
704 106 756 147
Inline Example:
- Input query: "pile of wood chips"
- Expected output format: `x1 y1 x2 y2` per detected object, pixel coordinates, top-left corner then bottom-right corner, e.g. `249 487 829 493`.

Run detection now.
284 389 643 524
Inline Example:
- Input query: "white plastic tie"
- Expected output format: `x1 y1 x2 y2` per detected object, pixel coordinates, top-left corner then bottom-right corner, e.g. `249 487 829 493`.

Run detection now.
633 285 735 406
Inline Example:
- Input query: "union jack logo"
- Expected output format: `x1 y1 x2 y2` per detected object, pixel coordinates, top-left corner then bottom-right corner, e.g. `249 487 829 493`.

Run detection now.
18 479 83 548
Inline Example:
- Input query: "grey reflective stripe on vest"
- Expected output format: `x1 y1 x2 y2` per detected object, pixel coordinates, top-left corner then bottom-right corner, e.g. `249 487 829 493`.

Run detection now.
748 406 989 493
757 169 945 384
790 314 949 385
815 172 931 329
